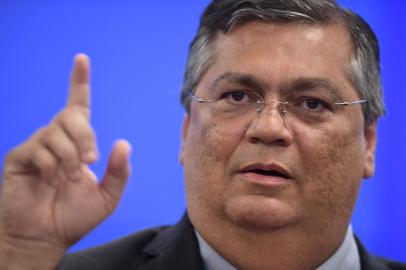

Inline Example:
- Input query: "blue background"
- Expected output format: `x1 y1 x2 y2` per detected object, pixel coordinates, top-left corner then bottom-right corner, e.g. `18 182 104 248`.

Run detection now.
0 0 405 262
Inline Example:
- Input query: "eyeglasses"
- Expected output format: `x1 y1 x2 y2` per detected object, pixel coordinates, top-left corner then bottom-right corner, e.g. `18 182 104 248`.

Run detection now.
189 90 367 125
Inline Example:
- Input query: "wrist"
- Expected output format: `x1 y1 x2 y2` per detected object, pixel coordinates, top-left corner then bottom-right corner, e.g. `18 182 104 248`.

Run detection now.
0 235 66 270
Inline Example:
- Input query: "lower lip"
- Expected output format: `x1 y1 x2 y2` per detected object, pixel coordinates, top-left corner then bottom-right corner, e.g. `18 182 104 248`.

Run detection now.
240 172 291 186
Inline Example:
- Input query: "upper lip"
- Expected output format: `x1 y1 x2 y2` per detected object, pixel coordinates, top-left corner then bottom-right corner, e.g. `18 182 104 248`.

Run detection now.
239 162 293 179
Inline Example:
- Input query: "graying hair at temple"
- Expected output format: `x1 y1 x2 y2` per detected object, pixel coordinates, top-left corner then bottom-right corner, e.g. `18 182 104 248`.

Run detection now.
180 0 384 125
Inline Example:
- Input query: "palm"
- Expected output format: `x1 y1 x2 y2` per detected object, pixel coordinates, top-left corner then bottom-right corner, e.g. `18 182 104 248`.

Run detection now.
2 166 104 247
0 54 131 254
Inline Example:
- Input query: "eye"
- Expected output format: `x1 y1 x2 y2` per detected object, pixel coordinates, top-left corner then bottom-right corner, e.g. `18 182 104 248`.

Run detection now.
297 97 332 112
221 91 258 105
304 99 321 110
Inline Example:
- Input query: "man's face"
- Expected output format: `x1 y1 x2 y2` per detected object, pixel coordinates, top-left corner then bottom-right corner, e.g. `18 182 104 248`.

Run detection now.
180 22 376 234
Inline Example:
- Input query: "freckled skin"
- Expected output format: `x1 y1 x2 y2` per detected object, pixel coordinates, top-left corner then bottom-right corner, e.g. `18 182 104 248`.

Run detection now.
180 22 376 269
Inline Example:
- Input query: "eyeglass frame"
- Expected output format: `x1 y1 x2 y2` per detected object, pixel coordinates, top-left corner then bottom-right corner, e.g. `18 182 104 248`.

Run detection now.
188 90 368 119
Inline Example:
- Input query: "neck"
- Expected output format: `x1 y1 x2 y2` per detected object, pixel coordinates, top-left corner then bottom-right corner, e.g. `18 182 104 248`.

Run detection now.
191 213 349 270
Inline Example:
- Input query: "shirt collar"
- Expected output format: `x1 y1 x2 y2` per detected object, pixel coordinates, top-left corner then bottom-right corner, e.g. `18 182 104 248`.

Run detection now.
316 226 361 270
195 226 361 270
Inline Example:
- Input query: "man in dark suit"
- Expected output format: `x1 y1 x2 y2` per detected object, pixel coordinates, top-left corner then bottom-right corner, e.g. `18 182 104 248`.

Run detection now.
0 0 404 269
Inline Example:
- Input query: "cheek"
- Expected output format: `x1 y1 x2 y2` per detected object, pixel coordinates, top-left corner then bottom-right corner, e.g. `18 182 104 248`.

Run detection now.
294 125 364 218
183 111 244 207
186 111 245 168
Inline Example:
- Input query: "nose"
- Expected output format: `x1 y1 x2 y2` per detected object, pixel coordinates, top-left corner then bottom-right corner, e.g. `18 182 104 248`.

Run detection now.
245 101 294 146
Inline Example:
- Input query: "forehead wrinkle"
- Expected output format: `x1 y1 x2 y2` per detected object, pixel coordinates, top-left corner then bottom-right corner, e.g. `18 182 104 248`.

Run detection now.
279 77 345 100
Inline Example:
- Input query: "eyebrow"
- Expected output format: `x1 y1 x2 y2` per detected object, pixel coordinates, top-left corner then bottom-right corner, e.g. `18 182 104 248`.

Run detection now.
281 77 345 100
211 72 268 93
210 72 345 100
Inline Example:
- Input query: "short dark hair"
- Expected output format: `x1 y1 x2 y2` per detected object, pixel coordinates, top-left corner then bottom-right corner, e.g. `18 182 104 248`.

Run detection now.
180 0 383 125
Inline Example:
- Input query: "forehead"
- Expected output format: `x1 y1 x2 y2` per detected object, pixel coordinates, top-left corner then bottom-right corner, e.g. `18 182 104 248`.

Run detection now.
201 21 357 98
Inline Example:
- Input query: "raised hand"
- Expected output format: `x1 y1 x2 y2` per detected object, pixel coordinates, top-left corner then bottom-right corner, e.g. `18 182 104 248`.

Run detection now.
0 54 131 269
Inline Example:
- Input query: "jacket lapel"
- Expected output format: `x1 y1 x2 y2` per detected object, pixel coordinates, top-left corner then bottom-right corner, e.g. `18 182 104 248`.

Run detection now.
355 236 391 270
138 213 204 270
137 216 398 270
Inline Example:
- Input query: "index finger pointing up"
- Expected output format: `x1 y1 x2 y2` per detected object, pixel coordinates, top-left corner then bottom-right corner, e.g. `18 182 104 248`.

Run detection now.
67 53 91 112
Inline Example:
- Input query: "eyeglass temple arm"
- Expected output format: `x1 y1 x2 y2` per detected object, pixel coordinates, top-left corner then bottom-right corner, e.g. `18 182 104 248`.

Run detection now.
335 99 368 106
188 91 206 103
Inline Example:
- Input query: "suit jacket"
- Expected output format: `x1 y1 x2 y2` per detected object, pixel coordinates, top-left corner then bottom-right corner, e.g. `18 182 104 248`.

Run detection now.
58 213 406 270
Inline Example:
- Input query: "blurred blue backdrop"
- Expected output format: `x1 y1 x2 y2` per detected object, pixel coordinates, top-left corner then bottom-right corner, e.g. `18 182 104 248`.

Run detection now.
0 0 405 262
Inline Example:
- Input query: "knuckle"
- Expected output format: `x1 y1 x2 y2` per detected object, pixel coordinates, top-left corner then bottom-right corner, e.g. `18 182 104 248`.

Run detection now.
33 126 47 137
35 150 57 172
51 142 78 165
78 126 95 143
38 125 60 144
28 126 48 141
40 125 54 138
53 107 79 125
61 118 95 151
37 128 79 167
57 109 91 136
60 145 78 161
3 140 35 165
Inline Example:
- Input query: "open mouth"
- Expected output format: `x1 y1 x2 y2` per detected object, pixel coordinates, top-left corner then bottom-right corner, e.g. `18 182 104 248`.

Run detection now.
240 163 292 182
249 169 289 179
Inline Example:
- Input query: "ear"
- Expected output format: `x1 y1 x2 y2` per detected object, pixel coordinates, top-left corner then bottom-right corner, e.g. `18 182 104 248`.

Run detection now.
363 122 377 179
179 114 191 166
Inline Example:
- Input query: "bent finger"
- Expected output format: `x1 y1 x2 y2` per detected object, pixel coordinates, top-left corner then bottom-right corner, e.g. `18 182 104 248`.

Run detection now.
31 146 59 187
56 109 98 164
40 125 82 181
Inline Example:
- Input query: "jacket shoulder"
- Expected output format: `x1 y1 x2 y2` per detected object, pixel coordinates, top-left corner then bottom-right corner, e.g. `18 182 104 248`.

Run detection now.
57 213 204 270
57 226 168 270
370 257 406 270
356 236 406 270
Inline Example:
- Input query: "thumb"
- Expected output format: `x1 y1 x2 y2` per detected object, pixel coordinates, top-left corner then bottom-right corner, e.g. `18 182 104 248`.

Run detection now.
100 140 132 214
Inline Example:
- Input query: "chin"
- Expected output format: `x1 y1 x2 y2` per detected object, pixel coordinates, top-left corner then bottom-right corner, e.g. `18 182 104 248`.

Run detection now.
224 195 300 231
